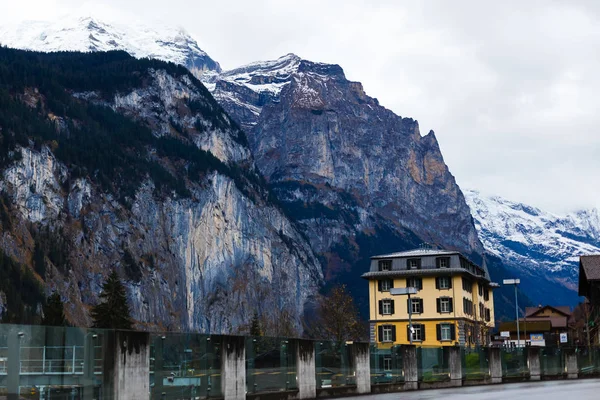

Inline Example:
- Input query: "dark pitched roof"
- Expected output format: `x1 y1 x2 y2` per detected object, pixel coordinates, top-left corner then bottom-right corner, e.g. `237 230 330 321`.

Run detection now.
525 316 568 328
580 255 600 281
525 305 571 318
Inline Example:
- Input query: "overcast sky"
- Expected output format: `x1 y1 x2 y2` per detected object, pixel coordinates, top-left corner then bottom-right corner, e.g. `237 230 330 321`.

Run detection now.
1 0 599 214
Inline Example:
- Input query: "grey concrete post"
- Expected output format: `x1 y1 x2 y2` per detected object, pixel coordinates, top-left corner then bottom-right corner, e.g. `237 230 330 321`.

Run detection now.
296 340 316 399
527 347 541 381
352 343 371 394
565 348 578 379
402 345 418 390
82 333 97 399
221 336 246 400
7 331 21 400
103 331 151 400
489 347 503 384
449 346 463 387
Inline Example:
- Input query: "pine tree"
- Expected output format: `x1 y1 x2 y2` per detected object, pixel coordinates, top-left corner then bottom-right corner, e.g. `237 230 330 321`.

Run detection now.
42 292 66 326
90 270 133 330
250 312 262 337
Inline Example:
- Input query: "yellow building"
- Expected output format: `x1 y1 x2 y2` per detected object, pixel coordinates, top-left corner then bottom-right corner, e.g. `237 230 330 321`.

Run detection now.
362 247 497 347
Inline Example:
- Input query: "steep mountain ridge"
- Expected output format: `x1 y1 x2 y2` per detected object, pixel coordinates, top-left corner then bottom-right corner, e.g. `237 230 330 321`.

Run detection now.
465 190 599 305
0 16 221 78
0 48 322 332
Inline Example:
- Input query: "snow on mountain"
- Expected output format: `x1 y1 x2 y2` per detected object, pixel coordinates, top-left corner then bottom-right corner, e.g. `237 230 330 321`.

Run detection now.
465 189 600 305
0 16 220 78
205 53 345 131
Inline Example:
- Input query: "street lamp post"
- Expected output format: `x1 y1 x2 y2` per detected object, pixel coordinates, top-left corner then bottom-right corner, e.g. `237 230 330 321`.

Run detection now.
390 287 418 345
503 279 521 347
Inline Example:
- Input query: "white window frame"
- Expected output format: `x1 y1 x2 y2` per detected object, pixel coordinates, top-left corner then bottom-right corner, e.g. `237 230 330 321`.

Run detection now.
440 297 451 313
382 299 392 315
407 277 421 291
382 325 393 342
412 324 423 341
439 257 449 268
383 357 392 371
379 260 392 271
439 276 450 289
410 298 422 314
440 324 452 341
381 279 392 291
407 259 419 270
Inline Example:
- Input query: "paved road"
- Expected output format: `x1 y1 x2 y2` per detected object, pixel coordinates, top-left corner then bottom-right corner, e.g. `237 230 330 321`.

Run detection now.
349 379 600 400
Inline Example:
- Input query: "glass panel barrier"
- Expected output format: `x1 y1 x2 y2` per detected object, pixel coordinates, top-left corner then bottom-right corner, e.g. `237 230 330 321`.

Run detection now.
417 347 450 383
577 347 600 375
246 337 297 393
540 347 564 377
369 344 404 385
501 347 528 378
150 332 221 400
462 346 489 381
315 341 354 388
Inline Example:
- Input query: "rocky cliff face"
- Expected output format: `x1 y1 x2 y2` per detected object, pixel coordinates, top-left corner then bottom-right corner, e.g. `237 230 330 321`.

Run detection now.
0 49 321 332
466 190 600 306
207 54 484 308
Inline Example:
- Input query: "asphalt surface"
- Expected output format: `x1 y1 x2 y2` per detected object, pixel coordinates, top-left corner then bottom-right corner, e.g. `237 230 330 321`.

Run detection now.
347 379 600 399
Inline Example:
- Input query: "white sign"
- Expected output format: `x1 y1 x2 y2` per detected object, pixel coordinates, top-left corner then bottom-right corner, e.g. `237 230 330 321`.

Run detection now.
500 331 510 338
560 332 568 343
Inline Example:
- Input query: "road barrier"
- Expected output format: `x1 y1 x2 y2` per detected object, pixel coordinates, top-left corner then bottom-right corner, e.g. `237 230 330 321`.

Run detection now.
1 323 599 399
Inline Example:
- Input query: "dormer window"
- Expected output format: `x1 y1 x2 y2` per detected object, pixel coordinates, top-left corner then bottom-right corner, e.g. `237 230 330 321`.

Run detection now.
378 260 392 271
407 258 421 270
436 257 450 268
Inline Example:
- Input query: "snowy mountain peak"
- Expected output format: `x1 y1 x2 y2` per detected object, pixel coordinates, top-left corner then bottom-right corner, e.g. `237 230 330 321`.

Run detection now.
465 189 600 305
0 15 221 77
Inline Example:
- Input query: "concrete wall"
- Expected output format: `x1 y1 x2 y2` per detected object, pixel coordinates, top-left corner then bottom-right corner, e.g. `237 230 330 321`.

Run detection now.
103 331 150 400
296 340 316 399
489 347 503 384
353 343 371 394
449 346 462 386
221 335 246 400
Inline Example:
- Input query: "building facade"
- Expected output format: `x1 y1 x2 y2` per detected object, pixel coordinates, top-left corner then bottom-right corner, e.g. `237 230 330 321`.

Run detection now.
362 248 496 347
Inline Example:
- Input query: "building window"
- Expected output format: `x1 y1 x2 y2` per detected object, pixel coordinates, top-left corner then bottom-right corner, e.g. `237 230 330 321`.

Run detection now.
378 260 392 271
378 325 396 342
483 288 489 301
409 324 425 342
485 308 491 322
436 257 450 268
478 284 484 296
383 356 392 371
379 279 393 292
408 298 423 314
382 299 393 315
462 278 472 293
479 303 484 319
436 276 452 290
441 324 452 341
407 258 421 270
407 277 422 291
463 298 473 315
438 297 453 313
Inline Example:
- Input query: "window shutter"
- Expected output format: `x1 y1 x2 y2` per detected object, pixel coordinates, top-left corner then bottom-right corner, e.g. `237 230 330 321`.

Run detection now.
391 325 397 342
378 280 382 291
378 326 384 342
451 325 456 341
449 298 454 313
419 299 424 313
390 279 394 289
448 277 453 289
436 298 441 313
390 300 395 315
379 355 384 370
378 300 383 315
406 278 411 288
436 324 441 341
435 277 440 289
421 324 426 341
